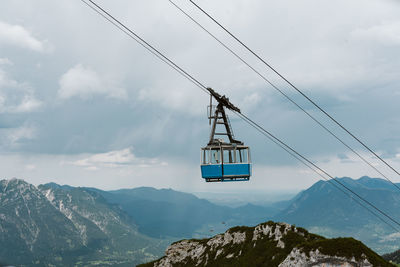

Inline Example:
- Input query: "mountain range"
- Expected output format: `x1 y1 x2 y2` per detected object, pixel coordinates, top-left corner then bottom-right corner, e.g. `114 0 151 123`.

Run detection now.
0 178 282 266
0 179 169 266
274 176 400 254
1 176 399 266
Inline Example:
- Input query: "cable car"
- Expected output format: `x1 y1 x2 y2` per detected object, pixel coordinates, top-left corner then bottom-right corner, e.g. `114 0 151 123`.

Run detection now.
201 143 251 182
200 88 252 182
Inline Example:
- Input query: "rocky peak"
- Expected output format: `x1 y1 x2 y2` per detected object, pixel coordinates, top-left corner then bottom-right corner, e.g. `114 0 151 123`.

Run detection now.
0 178 45 204
1 178 32 191
139 221 392 267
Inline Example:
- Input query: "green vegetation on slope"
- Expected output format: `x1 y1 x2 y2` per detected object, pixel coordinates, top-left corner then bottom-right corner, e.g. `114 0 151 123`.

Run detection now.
139 221 394 267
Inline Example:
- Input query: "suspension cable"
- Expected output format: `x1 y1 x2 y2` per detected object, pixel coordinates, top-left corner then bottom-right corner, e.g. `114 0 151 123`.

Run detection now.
81 0 400 233
168 0 398 194
188 0 400 193
83 0 209 95
237 112 400 232
236 111 400 229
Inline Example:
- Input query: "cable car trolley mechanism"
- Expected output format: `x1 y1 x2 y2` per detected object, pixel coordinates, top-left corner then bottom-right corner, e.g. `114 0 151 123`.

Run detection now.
201 88 252 182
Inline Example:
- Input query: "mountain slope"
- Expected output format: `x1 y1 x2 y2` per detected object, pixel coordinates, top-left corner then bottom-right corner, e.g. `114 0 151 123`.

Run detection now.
91 187 277 239
274 176 400 254
0 179 83 266
138 221 392 267
39 183 172 263
0 179 168 266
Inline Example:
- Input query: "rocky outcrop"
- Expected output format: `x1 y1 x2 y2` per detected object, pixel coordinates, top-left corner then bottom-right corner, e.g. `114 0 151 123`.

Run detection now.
279 248 372 267
252 222 295 248
153 230 248 267
139 221 392 267
383 248 400 265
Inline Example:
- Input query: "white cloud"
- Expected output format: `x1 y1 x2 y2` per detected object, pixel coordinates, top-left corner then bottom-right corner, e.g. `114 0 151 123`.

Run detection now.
351 21 400 46
380 232 400 243
58 64 127 100
137 81 208 116
0 21 50 52
0 67 42 113
242 92 261 111
11 94 42 113
0 58 12 65
70 147 166 171
0 68 16 88
4 124 37 145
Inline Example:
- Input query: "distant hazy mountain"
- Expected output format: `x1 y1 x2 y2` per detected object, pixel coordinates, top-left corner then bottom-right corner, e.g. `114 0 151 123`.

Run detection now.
90 187 280 239
274 176 400 254
383 248 400 264
0 179 168 266
138 221 392 267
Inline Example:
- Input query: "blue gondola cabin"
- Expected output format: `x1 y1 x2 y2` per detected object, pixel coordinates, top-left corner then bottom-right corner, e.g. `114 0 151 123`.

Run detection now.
201 144 251 182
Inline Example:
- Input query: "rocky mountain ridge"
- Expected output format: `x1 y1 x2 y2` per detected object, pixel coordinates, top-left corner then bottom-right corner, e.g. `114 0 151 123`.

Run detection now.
140 221 392 267
0 178 168 266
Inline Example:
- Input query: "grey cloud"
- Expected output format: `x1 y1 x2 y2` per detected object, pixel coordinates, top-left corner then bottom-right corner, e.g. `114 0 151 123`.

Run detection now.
0 0 400 190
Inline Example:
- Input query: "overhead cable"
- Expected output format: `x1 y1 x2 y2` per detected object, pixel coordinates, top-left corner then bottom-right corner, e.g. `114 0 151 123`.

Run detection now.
237 111 400 229
82 0 209 95
236 112 400 233
168 0 399 194
188 0 400 193
81 0 400 233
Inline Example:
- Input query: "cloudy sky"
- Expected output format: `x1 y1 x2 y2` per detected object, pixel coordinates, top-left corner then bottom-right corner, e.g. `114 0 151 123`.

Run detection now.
1 0 400 193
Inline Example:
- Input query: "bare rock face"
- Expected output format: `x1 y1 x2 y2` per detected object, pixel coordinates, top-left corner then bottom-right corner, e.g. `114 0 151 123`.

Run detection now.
154 240 207 267
252 222 294 248
154 230 248 267
279 248 373 267
139 221 392 267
